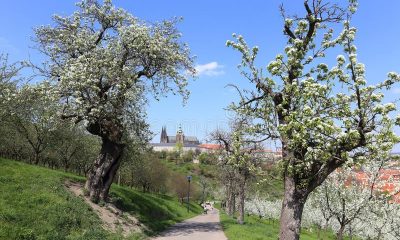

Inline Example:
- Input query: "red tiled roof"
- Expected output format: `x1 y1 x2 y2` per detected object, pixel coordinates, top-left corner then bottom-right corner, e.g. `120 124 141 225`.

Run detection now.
198 144 283 154
198 144 223 150
344 168 400 203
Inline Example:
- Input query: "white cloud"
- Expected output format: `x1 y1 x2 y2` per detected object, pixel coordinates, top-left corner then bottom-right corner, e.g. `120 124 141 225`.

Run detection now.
194 62 224 76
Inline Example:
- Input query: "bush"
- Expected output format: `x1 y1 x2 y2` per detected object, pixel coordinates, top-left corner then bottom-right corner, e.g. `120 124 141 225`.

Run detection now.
197 152 218 165
166 151 180 162
181 150 195 163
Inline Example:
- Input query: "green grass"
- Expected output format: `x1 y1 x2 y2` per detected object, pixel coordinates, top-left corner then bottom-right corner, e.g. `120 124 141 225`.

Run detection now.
255 176 284 200
162 160 219 180
0 158 202 240
162 161 197 176
220 211 343 240
110 186 202 234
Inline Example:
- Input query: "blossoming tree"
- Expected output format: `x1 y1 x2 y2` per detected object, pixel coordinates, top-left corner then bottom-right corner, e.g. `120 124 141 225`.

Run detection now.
10 83 58 165
211 118 263 224
33 0 195 202
309 158 400 239
0 54 22 120
246 176 400 239
226 0 400 238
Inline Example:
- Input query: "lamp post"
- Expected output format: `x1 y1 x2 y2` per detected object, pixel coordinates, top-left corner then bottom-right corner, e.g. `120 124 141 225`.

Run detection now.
187 175 192 213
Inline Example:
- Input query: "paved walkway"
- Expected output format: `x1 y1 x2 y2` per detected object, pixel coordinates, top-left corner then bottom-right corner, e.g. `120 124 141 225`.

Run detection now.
152 208 227 240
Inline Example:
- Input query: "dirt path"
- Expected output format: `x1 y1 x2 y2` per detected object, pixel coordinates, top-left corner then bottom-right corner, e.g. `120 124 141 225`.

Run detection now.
65 181 143 236
152 208 227 240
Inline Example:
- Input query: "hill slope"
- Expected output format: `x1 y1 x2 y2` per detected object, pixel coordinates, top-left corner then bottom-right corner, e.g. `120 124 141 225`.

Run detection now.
0 158 202 240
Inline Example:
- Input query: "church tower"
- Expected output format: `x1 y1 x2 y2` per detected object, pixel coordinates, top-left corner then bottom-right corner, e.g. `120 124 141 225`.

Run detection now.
160 126 168 143
176 124 185 144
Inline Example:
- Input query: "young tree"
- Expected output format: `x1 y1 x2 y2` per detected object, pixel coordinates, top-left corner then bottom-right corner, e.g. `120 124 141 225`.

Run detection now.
0 120 30 161
226 0 400 238
10 84 57 165
73 134 100 176
51 124 92 172
211 119 262 224
170 173 190 204
198 175 211 204
124 149 169 193
33 0 194 202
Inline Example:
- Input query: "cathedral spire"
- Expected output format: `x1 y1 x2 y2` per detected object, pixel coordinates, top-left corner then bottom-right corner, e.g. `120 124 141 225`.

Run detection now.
160 126 167 143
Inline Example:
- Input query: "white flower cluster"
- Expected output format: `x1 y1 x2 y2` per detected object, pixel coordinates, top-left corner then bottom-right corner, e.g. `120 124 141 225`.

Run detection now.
336 55 346 66
246 163 400 239
34 0 194 130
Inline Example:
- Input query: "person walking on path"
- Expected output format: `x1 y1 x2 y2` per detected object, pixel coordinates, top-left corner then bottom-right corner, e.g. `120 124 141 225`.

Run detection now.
203 204 208 214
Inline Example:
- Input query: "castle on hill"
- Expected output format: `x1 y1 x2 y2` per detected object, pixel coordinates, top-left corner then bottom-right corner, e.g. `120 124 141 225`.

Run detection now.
150 125 283 161
160 125 200 145
151 125 202 152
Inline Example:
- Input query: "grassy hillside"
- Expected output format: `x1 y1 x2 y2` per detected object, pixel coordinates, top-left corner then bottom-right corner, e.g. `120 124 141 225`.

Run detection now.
0 158 202 240
162 161 219 181
220 212 343 240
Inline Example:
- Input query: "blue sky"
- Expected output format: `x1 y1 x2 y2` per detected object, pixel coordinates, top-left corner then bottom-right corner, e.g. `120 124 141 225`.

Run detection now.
1 0 400 145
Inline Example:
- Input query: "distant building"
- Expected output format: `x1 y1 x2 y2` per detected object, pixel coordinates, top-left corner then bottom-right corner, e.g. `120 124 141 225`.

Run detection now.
160 125 199 145
252 148 283 162
350 167 400 203
150 126 282 161
197 143 224 152
151 125 200 152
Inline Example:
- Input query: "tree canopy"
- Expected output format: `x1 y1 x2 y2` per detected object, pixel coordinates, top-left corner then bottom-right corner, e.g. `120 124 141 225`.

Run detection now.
226 0 400 238
32 0 195 202
34 0 194 138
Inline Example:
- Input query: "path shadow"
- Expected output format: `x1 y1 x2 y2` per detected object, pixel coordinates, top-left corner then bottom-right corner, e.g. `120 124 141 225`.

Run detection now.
160 221 222 236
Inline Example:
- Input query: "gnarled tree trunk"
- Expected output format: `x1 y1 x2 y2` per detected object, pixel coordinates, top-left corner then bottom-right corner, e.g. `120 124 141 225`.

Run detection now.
85 137 124 203
85 121 125 203
279 176 308 240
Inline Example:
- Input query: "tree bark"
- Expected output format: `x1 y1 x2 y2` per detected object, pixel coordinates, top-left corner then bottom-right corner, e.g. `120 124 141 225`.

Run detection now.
237 175 246 224
231 193 236 215
225 181 233 216
337 225 345 240
64 160 70 172
84 137 124 203
279 176 307 240
33 151 40 165
227 190 236 217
